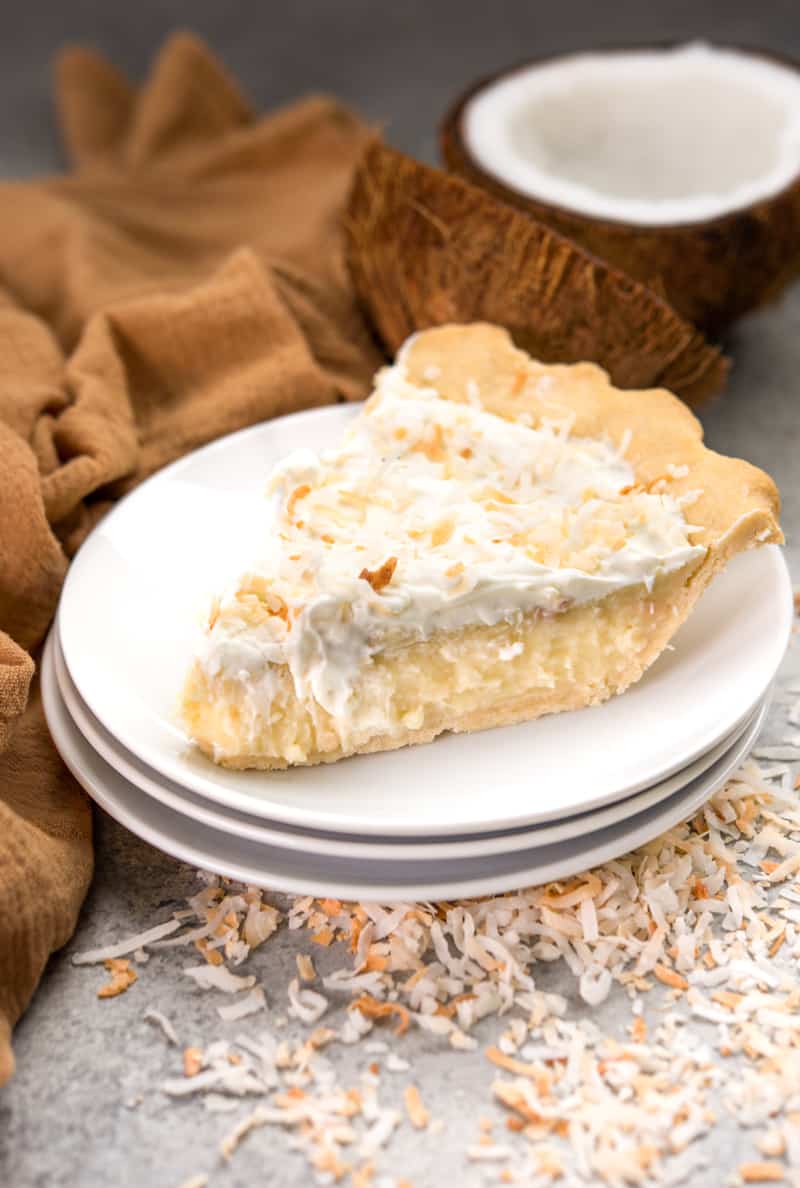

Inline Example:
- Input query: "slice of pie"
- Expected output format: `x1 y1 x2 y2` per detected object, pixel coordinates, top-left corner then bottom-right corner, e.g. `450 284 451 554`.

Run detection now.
181 323 781 769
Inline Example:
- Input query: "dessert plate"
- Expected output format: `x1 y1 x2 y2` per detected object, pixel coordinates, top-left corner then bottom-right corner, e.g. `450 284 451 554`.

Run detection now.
42 632 770 899
53 624 764 860
57 406 793 837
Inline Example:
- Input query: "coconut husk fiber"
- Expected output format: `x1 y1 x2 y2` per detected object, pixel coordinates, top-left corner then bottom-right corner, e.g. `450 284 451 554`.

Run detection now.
347 140 728 404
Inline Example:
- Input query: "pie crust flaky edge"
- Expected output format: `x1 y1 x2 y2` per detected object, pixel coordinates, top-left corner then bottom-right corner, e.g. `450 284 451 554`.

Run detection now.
401 323 782 568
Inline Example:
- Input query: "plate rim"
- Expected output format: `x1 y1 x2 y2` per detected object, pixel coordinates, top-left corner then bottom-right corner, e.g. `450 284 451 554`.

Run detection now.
52 626 766 859
42 632 770 900
57 404 793 837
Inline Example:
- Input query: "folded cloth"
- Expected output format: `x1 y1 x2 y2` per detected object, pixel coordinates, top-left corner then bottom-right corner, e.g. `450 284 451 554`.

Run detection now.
0 31 381 1083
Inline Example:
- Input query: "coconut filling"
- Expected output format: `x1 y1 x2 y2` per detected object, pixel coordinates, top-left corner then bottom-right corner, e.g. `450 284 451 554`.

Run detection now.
463 43 800 226
184 361 706 763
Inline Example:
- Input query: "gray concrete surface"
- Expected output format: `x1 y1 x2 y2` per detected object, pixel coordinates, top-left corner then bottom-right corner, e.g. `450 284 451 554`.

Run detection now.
1 3 800 1186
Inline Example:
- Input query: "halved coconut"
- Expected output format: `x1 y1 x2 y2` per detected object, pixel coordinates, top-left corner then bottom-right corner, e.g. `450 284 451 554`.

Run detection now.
346 140 727 403
441 43 800 333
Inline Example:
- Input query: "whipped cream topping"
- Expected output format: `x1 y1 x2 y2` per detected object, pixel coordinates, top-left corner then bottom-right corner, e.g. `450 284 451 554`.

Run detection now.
197 361 705 722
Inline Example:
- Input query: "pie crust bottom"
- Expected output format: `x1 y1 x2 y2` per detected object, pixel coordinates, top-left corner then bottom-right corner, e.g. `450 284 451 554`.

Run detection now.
181 562 704 770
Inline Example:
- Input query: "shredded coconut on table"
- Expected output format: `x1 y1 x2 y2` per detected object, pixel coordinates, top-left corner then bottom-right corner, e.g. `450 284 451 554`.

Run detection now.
216 986 267 1022
76 677 800 1188
72 918 182 963
143 1008 180 1046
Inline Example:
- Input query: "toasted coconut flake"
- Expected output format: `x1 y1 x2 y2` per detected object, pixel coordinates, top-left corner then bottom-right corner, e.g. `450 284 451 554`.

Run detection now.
350 996 410 1036
308 1027 337 1050
358 557 398 593
403 1084 430 1129
654 964 689 991
486 1046 547 1081
297 954 316 982
195 938 224 967
219 1106 272 1160
184 1047 203 1078
97 958 137 998
242 903 280 948
739 1162 786 1183
351 1164 375 1188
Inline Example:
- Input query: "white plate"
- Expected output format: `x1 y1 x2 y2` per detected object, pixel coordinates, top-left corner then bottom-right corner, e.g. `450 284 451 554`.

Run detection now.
53 624 765 860
42 633 770 899
57 405 793 837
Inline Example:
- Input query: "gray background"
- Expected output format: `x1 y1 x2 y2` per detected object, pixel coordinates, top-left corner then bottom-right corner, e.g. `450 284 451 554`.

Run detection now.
1 2 800 1186
2 0 800 174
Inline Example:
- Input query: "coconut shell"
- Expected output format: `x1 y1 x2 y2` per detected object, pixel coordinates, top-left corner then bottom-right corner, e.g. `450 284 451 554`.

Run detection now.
346 141 727 404
440 61 800 335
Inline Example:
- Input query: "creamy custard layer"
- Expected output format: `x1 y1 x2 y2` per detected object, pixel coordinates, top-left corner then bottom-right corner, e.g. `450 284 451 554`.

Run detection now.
183 566 700 768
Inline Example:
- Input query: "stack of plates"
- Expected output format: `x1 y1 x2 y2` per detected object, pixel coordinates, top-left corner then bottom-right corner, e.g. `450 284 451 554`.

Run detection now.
42 409 794 900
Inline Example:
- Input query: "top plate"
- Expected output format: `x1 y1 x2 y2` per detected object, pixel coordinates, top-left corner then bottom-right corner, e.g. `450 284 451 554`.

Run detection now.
58 406 793 837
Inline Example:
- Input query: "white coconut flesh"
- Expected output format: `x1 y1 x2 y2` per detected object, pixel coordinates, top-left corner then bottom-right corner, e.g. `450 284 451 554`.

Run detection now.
463 43 800 226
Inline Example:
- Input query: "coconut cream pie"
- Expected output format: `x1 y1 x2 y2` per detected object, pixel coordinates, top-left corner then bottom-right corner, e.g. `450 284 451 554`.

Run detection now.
181 323 781 769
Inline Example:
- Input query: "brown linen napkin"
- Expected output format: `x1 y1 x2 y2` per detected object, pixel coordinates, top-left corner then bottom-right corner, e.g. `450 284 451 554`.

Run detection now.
0 31 382 1084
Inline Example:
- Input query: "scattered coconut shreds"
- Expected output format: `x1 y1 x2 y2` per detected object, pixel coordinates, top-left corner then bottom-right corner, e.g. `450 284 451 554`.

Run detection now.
184 965 256 994
287 977 328 1025
73 918 181 963
350 996 410 1036
97 958 137 998
738 1162 786 1183
403 1084 430 1129
217 986 266 1022
183 1047 203 1078
72 678 800 1187
144 1008 180 1046
297 953 316 982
